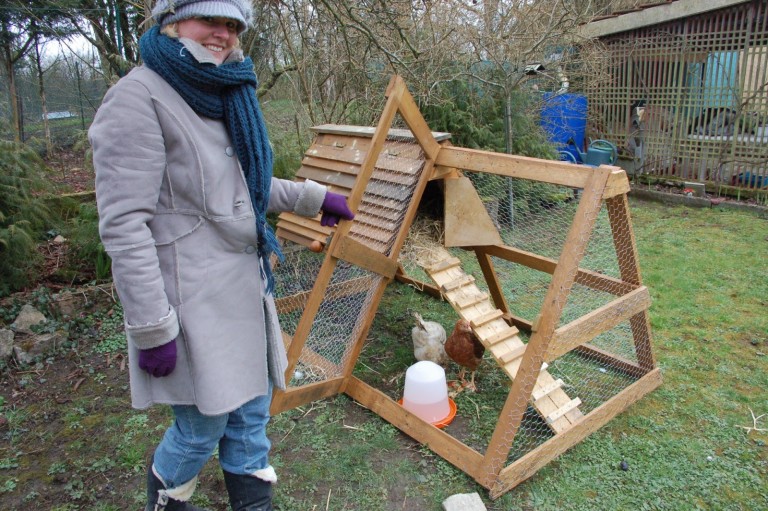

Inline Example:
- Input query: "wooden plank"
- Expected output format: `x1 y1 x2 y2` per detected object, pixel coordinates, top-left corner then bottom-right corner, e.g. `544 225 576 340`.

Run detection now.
441 275 475 292
531 378 564 402
476 245 637 296
454 291 489 309
482 327 521 347
490 369 663 497
426 257 462 273
310 123 452 142
435 146 628 192
278 212 332 234
546 398 582 424
300 155 360 176
353 212 400 232
276 217 327 243
606 194 657 371
332 236 399 279
547 286 652 362
296 166 357 189
270 377 346 415
478 167 612 485
349 223 396 244
475 248 511 318
470 310 504 328
387 76 442 161
344 376 485 478
276 228 323 249
498 344 527 364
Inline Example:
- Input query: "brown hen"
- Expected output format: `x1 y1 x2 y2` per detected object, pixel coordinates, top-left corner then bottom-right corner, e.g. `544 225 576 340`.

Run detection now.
445 319 485 392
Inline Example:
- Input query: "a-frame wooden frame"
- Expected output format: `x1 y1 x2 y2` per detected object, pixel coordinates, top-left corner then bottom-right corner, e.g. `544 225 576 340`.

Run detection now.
270 76 662 498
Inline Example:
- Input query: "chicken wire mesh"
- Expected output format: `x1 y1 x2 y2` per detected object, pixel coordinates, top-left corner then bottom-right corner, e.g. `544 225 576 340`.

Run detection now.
273 121 428 386
397 170 653 475
270 84 656 494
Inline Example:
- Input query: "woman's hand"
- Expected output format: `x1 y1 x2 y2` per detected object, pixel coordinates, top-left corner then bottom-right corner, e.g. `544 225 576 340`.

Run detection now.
320 191 355 227
139 339 177 377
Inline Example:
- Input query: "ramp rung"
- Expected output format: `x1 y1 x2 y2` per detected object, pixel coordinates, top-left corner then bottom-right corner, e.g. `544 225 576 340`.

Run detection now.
470 310 504 328
532 378 565 402
546 398 582 424
426 257 461 274
441 275 475 292
454 292 489 309
499 345 526 364
482 327 520 347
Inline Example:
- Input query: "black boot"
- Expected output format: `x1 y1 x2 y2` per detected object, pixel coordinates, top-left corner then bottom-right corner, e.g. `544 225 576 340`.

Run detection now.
223 471 273 511
146 461 209 511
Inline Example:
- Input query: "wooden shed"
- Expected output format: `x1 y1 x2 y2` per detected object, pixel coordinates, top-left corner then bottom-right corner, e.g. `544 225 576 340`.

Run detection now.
578 0 768 191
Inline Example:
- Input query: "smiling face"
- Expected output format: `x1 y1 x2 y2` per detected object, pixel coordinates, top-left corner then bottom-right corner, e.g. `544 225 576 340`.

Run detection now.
176 16 240 64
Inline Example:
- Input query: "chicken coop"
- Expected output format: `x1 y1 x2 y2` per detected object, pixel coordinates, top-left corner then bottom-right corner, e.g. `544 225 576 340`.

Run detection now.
269 75 661 498
579 0 768 192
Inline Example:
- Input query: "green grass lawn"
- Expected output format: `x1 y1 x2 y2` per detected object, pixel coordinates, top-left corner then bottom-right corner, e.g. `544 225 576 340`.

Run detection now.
268 198 768 510
0 197 765 511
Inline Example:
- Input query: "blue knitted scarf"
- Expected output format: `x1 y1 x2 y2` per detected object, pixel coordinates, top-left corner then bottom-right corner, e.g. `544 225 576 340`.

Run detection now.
139 26 283 293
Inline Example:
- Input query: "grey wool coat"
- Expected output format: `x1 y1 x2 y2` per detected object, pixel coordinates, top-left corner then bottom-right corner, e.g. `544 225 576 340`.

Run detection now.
89 63 326 416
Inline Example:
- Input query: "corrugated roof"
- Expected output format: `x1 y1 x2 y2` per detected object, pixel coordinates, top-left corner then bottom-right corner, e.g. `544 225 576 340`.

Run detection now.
577 0 752 38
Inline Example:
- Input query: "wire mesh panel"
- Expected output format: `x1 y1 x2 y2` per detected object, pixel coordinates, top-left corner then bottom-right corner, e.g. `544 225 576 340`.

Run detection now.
273 119 434 389
272 76 660 499
583 0 768 192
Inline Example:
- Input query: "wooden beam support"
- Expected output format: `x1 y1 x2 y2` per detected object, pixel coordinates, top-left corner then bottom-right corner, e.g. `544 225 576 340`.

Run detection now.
476 245 637 296
547 286 652 362
345 376 485 479
270 377 346 415
332 236 399 279
435 147 630 197
490 368 663 498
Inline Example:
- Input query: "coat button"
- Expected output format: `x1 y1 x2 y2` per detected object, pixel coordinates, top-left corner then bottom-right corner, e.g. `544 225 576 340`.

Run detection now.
225 146 235 157
245 245 256 254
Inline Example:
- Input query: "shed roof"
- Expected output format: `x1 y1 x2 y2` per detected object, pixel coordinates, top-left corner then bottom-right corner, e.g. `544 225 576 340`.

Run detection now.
577 0 752 39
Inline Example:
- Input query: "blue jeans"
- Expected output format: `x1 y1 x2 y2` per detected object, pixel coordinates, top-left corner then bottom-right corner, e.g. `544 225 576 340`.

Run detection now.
153 386 273 488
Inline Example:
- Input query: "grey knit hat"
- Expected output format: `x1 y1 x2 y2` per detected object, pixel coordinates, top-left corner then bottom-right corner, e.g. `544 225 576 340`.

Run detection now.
152 0 253 33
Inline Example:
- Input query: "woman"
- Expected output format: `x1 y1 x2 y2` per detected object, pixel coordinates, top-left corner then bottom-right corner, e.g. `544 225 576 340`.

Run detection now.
89 1 354 510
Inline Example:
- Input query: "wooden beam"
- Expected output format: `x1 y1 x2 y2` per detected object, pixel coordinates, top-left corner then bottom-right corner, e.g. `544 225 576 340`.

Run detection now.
606 194 657 371
270 377 346 415
345 376 485 479
575 344 648 378
547 286 652 362
435 146 629 196
478 167 613 485
490 368 663 498
476 245 637 296
332 236 399 279
387 76 442 161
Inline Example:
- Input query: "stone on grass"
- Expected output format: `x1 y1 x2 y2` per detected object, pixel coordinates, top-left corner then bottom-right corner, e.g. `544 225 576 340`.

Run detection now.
442 492 487 511
10 305 48 334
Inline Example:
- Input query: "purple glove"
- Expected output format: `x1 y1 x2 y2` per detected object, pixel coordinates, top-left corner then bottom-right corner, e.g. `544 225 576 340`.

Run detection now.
320 191 355 227
138 339 177 377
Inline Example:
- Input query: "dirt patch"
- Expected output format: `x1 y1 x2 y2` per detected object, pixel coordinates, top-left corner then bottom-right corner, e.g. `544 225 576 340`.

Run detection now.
44 149 93 194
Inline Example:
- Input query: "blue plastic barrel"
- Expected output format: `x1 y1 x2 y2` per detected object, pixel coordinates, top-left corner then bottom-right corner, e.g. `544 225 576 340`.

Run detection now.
540 93 588 163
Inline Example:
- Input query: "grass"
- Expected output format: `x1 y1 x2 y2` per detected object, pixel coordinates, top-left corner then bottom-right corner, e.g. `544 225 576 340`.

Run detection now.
0 198 766 510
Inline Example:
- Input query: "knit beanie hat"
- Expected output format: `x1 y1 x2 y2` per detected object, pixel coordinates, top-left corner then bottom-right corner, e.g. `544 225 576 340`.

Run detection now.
152 0 253 33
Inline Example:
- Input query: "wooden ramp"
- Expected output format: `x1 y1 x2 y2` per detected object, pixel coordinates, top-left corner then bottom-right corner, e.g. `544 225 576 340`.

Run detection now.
422 250 583 434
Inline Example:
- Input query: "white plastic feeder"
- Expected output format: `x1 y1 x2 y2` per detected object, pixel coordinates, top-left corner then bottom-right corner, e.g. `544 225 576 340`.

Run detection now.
401 361 451 424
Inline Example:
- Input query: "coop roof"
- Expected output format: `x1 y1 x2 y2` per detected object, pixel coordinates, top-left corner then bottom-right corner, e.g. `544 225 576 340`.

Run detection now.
577 0 752 39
